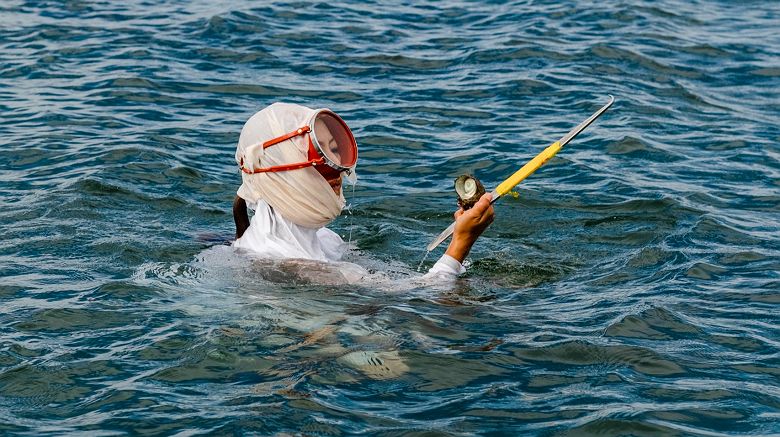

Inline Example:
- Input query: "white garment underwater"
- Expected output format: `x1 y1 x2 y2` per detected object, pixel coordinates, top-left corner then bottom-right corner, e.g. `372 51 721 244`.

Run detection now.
232 200 465 281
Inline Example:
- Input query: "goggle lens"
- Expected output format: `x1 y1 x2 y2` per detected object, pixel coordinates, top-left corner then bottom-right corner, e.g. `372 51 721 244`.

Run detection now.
312 112 357 170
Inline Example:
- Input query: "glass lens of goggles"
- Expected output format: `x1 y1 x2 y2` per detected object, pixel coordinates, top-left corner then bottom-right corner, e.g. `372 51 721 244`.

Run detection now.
311 111 357 173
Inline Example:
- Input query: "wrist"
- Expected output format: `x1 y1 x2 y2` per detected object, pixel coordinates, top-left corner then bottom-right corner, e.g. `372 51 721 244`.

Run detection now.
445 234 474 264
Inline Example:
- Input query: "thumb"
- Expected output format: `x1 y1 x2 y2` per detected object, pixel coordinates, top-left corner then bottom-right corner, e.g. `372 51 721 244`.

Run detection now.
471 193 492 216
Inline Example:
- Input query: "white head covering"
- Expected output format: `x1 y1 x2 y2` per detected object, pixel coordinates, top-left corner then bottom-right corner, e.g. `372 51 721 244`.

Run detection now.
235 102 346 229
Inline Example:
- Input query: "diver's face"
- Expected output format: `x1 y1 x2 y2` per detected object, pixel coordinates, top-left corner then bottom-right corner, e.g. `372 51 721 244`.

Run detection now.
314 118 341 163
313 119 343 195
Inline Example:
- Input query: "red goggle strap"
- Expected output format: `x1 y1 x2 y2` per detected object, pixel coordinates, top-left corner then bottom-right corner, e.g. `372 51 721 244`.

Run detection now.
240 157 326 174
262 125 311 149
240 125 323 174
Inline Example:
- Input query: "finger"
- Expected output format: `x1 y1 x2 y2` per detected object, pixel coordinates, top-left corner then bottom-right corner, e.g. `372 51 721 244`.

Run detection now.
477 205 494 225
453 208 464 220
475 199 495 224
484 205 495 224
470 193 493 218
478 192 493 208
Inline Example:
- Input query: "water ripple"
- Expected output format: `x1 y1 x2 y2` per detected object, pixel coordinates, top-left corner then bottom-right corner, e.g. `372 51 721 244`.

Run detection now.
1 0 779 435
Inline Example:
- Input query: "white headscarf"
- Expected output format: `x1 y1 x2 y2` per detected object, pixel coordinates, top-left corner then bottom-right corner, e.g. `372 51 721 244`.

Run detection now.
235 102 346 229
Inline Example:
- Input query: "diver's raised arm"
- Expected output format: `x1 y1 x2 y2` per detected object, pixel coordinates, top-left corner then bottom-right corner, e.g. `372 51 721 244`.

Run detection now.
444 193 495 263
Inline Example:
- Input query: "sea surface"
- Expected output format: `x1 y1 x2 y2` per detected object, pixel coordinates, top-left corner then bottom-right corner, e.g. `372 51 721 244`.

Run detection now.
1 0 778 435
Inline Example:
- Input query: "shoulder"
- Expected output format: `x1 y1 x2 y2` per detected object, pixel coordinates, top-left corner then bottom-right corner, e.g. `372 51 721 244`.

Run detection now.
316 227 345 244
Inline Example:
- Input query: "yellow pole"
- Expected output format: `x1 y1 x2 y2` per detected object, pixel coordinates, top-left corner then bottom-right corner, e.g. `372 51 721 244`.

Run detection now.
494 141 562 197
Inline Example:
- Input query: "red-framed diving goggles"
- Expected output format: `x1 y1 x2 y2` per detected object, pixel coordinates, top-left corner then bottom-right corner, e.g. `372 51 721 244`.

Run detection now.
239 110 357 180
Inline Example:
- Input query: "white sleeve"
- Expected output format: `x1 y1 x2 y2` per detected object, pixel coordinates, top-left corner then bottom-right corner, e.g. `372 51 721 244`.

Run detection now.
422 254 466 280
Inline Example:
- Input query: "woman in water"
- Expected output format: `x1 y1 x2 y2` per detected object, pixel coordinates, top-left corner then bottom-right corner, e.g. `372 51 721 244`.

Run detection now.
230 102 494 281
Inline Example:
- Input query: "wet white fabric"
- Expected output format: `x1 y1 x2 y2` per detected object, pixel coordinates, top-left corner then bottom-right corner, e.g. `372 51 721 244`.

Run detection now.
235 102 345 229
233 200 464 280
424 253 467 278
233 200 346 262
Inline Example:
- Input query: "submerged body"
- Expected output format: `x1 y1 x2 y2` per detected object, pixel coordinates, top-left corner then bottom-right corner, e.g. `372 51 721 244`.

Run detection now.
223 101 495 380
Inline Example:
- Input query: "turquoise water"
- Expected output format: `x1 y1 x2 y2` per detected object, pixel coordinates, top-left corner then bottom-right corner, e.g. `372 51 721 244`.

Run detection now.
1 0 779 435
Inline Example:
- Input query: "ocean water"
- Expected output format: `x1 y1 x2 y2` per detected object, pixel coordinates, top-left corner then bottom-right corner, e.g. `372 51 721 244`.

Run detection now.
1 0 779 435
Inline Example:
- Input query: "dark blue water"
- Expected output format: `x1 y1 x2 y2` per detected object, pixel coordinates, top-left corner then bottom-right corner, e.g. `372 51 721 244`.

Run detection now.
1 1 779 435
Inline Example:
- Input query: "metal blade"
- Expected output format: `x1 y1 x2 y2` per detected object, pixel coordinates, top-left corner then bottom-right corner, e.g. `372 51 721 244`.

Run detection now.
557 95 613 147
426 221 456 252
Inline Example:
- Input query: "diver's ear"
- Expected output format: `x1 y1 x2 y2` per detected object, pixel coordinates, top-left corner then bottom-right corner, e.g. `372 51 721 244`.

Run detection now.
233 196 250 239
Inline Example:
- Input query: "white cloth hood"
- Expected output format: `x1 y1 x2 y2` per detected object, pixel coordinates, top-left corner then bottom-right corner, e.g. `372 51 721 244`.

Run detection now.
235 102 345 229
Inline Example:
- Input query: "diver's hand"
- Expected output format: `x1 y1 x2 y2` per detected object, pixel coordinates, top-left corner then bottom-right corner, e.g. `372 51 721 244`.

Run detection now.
445 193 494 263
